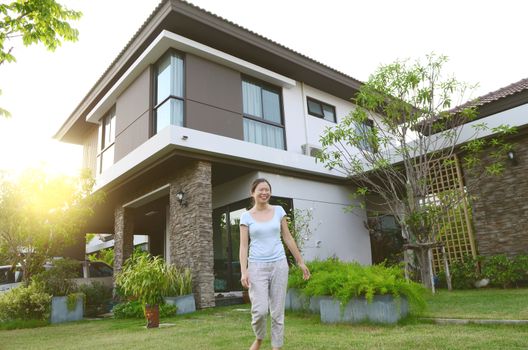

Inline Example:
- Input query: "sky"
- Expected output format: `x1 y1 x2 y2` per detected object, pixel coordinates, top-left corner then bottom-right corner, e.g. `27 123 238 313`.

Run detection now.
1 0 527 176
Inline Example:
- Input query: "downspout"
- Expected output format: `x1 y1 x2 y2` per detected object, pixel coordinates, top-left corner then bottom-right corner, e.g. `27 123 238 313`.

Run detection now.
300 82 310 148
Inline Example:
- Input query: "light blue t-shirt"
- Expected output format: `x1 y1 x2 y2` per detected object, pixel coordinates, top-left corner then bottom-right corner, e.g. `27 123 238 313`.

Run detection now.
240 205 287 262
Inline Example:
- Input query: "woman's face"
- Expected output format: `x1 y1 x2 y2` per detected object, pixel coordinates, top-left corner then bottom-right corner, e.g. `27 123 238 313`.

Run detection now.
252 181 271 205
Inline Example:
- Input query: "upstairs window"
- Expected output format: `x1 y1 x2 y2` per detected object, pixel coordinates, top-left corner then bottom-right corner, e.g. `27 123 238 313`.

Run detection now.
154 51 184 134
242 78 285 150
97 106 116 174
307 97 336 122
355 118 377 153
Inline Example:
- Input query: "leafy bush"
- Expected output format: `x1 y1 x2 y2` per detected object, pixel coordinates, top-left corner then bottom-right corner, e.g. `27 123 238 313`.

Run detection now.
164 265 193 297
79 282 113 317
33 258 79 296
0 283 51 321
513 255 528 286
447 255 482 289
88 248 114 267
112 300 177 319
482 254 517 288
289 258 426 312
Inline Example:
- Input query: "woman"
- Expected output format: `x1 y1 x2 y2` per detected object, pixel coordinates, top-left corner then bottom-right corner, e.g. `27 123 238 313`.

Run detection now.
240 178 310 350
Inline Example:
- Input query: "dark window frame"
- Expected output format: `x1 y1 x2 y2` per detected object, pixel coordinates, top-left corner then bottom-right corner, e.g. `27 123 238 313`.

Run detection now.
306 97 336 123
152 49 186 136
241 75 287 150
356 118 377 153
97 106 116 174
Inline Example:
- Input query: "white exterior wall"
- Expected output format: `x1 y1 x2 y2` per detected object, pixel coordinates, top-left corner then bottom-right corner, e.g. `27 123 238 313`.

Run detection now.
283 83 359 155
212 171 372 265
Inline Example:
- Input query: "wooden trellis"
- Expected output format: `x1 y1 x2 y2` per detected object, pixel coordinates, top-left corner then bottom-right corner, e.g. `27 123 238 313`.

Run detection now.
425 155 477 273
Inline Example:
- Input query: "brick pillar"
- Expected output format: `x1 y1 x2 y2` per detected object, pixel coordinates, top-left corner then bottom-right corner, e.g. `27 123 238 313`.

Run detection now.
168 161 214 308
113 205 135 274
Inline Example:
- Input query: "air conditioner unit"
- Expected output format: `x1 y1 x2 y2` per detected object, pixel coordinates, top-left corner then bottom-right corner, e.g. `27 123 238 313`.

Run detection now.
301 144 323 158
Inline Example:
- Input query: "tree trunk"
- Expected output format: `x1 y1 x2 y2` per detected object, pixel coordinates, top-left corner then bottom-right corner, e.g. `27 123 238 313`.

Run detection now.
415 247 434 290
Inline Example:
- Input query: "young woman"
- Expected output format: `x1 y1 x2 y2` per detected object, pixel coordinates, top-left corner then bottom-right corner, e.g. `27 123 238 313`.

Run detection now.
239 178 310 350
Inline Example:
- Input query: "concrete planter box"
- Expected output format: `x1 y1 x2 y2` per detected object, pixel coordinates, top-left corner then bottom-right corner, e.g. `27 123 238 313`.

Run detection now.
164 294 196 315
320 295 409 324
50 295 84 324
286 289 329 314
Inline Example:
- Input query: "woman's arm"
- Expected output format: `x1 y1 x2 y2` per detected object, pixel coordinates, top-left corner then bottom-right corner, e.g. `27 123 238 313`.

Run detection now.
281 217 310 280
239 224 250 289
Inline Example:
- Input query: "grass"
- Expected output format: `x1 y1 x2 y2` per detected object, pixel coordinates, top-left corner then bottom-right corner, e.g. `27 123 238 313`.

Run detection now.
0 289 527 349
422 288 528 320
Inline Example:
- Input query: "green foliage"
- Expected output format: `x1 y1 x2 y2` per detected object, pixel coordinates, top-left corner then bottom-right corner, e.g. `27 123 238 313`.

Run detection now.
116 253 192 306
446 255 482 289
0 168 104 282
0 283 51 321
440 254 528 290
87 247 114 267
289 258 426 312
112 300 177 319
164 265 193 297
481 254 517 289
0 0 81 65
79 282 113 317
32 258 79 296
66 292 84 312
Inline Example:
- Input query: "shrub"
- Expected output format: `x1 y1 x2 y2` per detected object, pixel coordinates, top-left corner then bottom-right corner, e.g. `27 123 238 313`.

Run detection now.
0 283 51 322
289 258 426 312
112 300 177 319
164 265 193 297
482 254 517 288
79 282 113 317
33 258 79 296
448 255 482 289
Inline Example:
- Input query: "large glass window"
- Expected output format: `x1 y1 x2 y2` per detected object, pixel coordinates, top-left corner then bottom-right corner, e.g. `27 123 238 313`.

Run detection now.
97 106 116 174
242 79 285 150
154 52 184 134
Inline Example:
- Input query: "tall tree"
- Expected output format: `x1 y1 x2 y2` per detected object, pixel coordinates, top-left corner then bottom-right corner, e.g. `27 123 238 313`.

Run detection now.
0 168 103 281
318 54 516 290
0 0 81 117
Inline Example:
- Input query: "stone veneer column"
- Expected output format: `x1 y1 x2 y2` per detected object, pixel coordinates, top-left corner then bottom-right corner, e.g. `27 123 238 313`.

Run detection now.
113 205 135 274
168 161 214 308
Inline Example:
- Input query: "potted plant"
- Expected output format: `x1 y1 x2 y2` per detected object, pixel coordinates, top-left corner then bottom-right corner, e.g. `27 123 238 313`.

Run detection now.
115 254 171 328
33 258 85 324
163 265 196 314
288 258 427 324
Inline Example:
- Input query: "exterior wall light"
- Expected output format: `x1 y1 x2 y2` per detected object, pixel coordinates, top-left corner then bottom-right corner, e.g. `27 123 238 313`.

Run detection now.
507 150 518 166
176 190 188 207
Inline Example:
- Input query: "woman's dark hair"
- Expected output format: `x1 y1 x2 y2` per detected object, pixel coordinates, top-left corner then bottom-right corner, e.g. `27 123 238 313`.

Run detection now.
249 178 272 206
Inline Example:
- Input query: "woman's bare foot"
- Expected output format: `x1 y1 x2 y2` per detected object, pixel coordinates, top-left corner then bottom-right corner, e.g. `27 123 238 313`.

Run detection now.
249 339 262 350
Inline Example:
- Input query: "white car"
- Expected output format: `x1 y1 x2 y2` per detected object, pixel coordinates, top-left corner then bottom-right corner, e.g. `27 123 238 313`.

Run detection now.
0 260 113 293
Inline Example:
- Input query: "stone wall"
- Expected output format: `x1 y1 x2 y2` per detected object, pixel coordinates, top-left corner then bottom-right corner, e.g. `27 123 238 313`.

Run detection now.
464 135 528 256
168 161 215 308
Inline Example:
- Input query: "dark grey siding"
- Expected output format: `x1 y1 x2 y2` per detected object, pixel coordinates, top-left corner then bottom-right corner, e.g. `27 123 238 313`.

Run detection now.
114 67 151 162
185 53 244 140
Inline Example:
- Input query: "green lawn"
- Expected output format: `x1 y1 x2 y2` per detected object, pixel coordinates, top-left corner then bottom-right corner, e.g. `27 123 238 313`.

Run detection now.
1 289 527 350
422 288 528 320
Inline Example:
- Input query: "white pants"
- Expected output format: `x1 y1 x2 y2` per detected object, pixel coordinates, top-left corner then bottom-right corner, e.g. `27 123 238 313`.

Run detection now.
248 258 289 348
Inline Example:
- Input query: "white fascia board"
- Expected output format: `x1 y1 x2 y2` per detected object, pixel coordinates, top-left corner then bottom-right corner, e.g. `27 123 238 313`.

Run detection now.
86 30 296 123
94 125 343 191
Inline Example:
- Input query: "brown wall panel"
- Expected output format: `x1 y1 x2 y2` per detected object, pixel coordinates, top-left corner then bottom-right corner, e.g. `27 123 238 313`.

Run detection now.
114 111 150 162
186 100 244 140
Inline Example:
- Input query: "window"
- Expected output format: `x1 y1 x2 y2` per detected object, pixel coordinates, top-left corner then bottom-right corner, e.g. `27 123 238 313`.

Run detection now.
97 106 116 174
355 118 377 153
154 51 184 134
307 97 336 122
242 78 285 150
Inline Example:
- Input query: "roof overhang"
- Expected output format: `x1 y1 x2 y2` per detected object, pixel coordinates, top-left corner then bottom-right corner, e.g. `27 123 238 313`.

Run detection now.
54 0 363 144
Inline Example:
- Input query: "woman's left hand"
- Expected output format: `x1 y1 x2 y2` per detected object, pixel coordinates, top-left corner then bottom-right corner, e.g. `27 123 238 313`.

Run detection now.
299 262 310 280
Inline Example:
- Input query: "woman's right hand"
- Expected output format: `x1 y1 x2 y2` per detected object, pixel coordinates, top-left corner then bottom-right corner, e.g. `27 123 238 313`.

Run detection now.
240 272 250 289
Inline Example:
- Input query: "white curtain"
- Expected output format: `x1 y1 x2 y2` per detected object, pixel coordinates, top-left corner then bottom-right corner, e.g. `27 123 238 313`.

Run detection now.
244 118 284 150
242 81 262 117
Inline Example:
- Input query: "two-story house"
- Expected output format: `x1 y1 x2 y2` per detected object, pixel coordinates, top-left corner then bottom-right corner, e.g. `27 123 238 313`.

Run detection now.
54 0 373 308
